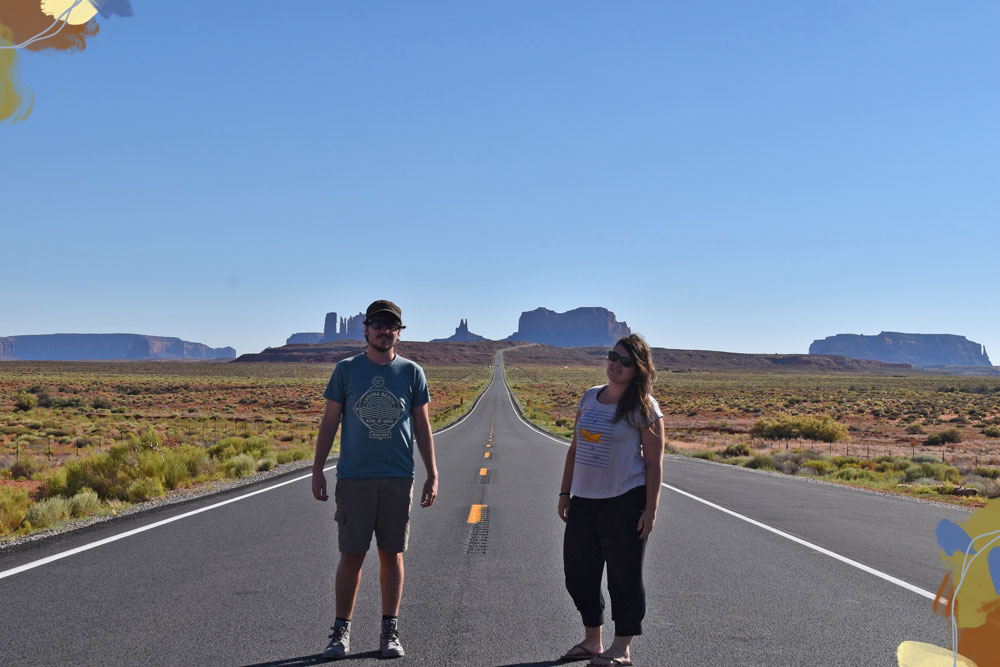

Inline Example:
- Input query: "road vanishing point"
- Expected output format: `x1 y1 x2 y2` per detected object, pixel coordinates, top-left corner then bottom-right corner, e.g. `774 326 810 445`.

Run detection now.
0 355 967 666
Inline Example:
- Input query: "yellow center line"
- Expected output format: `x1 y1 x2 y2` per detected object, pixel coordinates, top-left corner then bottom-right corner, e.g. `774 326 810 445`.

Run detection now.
479 468 488 476
467 504 487 523
484 452 491 459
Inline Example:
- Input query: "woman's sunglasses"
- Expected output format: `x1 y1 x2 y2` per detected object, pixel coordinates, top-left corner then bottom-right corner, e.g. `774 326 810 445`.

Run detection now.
607 350 636 368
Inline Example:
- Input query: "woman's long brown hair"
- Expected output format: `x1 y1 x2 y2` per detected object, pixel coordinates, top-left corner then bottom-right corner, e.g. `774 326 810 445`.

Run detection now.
613 334 656 428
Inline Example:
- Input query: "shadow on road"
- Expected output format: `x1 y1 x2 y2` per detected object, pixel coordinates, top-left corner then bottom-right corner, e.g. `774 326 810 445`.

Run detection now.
492 661 564 667
237 650 381 666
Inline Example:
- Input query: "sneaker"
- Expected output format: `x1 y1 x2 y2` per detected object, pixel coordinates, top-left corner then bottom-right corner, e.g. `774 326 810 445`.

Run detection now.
323 619 351 660
380 617 405 658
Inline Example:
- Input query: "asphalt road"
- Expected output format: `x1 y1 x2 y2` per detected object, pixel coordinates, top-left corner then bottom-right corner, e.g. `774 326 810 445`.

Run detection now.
0 355 969 666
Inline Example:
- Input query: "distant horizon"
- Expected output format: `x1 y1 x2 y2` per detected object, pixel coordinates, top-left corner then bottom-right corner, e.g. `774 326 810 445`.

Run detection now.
1 319 996 361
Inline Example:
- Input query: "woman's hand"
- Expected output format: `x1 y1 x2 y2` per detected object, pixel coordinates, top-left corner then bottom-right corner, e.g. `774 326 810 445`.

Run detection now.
637 508 656 539
558 495 570 522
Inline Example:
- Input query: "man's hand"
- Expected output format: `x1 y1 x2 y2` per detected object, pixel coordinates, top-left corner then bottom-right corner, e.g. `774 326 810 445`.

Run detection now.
312 470 328 501
420 475 438 507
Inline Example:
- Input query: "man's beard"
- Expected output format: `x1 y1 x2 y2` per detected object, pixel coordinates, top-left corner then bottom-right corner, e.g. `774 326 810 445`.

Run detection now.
365 331 395 353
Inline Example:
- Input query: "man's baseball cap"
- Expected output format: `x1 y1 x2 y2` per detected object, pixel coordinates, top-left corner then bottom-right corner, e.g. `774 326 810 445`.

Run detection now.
365 300 402 324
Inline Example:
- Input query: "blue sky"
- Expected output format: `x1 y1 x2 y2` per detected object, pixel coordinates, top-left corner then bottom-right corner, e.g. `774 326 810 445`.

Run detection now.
3 1 999 359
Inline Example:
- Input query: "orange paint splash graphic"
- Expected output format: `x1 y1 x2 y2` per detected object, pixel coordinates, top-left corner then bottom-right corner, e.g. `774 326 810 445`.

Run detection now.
898 502 1000 667
0 1 131 123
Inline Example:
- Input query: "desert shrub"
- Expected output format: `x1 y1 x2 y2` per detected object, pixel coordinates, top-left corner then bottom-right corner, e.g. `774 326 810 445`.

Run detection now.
276 447 311 464
925 429 962 446
722 456 749 467
223 454 256 478
176 446 214 477
38 467 68 498
139 427 162 448
904 462 960 484
68 488 102 517
24 497 71 530
137 450 166 481
983 426 1000 438
833 456 861 467
160 454 190 490
207 437 244 460
208 436 273 459
723 442 751 457
51 396 84 408
746 455 776 470
975 466 1000 479
912 453 943 464
802 459 836 474
10 457 44 480
126 477 164 503
692 451 714 461
0 486 31 535
14 391 37 412
63 444 139 500
91 396 113 410
256 456 277 472
832 468 881 483
905 424 925 435
749 415 848 443
773 451 814 475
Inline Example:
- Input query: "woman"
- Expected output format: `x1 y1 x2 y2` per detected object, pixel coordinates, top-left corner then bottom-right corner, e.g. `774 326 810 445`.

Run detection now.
557 334 665 667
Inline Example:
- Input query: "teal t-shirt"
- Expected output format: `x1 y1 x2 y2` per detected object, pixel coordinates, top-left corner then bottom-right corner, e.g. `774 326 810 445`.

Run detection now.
323 353 430 479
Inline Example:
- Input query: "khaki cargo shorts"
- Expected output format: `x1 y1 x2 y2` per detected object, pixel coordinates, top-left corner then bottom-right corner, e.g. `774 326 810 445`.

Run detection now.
334 477 414 554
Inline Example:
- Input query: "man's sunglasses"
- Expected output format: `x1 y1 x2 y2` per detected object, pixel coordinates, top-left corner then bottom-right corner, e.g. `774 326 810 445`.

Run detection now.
607 351 636 368
366 318 403 332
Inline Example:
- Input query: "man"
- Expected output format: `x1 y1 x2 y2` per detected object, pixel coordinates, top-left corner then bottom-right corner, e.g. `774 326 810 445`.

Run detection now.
312 299 439 660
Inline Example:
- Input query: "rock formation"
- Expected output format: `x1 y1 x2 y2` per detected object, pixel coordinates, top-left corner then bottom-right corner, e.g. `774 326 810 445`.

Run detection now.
431 319 489 343
285 332 324 345
285 310 368 346
319 311 366 342
809 332 992 368
506 307 630 347
0 334 236 361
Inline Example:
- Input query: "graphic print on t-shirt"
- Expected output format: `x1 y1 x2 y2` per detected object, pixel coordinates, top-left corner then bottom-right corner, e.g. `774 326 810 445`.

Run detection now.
353 376 406 440
575 409 614 468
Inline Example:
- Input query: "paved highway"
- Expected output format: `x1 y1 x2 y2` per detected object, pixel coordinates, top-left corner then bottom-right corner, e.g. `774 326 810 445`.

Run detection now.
0 355 967 666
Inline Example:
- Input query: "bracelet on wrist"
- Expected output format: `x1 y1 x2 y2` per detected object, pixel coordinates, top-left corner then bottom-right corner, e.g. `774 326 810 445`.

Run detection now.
558 491 570 497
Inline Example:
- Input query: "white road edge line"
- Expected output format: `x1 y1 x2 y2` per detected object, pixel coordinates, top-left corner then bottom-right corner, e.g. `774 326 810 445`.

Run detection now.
0 465 338 581
500 372 939 602
1 366 501 580
434 367 495 435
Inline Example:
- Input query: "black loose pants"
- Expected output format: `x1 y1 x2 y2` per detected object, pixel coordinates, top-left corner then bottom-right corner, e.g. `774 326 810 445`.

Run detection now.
563 485 648 637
